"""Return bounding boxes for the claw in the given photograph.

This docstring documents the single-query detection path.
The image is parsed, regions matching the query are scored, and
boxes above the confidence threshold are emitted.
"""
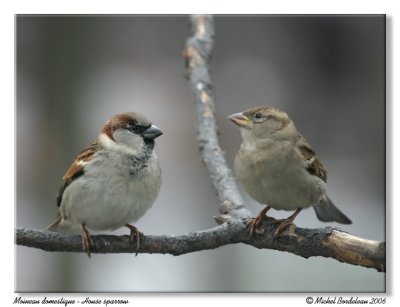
[246,217,265,236]
[246,218,259,236]
[81,224,93,258]
[125,224,143,256]
[246,206,271,237]
[272,208,302,243]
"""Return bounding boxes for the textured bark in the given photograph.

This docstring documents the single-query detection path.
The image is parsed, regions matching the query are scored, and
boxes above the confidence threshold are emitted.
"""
[16,224,385,272]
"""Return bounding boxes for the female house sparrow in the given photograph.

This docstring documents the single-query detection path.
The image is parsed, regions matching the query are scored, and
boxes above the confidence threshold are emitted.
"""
[47,112,162,257]
[228,106,351,238]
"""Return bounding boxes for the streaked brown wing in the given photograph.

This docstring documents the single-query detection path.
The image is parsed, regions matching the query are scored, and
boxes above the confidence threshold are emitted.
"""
[56,140,100,207]
[298,143,327,183]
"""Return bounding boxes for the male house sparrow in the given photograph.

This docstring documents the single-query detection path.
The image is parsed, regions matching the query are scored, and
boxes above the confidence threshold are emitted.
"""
[228,106,351,238]
[47,112,162,257]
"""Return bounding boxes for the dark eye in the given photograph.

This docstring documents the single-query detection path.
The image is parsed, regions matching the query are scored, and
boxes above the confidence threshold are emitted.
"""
[254,112,263,120]
[127,123,140,133]
[126,123,150,135]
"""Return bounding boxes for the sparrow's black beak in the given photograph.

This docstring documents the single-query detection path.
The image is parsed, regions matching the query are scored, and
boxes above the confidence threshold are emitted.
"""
[143,124,163,140]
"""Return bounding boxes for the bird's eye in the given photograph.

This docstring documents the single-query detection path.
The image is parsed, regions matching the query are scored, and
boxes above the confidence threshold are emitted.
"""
[126,123,150,135]
[126,123,143,134]
[254,112,263,120]
[127,124,138,132]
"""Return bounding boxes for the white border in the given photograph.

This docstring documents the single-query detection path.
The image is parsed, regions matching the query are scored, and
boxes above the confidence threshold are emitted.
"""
[4,0,398,306]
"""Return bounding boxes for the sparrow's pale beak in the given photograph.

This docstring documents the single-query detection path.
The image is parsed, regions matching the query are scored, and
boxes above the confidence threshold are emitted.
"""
[143,124,163,139]
[228,112,250,127]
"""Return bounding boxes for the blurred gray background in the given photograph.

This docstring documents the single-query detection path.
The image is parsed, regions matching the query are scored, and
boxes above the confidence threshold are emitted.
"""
[16,15,385,292]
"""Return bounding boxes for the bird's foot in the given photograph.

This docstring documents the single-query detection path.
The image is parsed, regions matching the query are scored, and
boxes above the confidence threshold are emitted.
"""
[81,224,94,258]
[272,219,294,243]
[125,224,143,256]
[272,208,302,243]
[246,206,272,237]
[246,216,265,236]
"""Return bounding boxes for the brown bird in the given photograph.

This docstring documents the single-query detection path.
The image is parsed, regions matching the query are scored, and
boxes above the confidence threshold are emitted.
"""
[47,112,163,257]
[228,106,351,239]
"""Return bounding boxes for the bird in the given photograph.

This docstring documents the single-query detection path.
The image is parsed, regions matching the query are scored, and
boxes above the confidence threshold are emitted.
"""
[47,112,163,257]
[228,106,351,239]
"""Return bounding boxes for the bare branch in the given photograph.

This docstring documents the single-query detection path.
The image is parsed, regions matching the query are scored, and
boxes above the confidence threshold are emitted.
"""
[16,224,385,272]
[15,15,385,273]
[184,15,251,222]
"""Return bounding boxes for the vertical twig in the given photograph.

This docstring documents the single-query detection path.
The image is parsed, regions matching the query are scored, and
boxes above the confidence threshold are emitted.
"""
[184,15,251,223]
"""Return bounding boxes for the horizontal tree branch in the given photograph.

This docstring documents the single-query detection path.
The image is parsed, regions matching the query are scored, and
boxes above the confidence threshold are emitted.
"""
[16,222,385,272]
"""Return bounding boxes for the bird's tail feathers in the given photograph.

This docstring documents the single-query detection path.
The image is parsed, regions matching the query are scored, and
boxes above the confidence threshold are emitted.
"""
[47,213,85,235]
[46,213,62,232]
[313,195,352,224]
